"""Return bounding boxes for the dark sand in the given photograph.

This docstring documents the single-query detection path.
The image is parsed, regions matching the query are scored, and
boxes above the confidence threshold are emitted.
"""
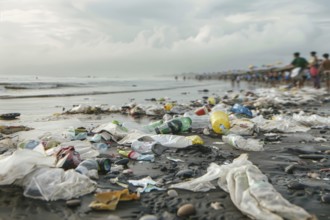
[0,86,330,220]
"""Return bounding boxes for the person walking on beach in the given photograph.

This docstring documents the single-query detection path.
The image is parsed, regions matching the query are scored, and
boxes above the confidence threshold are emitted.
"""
[289,52,309,88]
[318,53,330,91]
[309,51,321,89]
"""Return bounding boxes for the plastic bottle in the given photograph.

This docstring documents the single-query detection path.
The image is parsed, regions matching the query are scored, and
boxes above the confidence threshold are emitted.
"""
[19,140,40,150]
[97,158,111,174]
[75,159,99,175]
[143,119,164,132]
[210,111,230,134]
[230,103,253,118]
[183,112,210,129]
[155,117,192,134]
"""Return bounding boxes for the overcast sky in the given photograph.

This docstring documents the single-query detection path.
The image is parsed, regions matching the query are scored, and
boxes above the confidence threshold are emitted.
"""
[1,0,329,77]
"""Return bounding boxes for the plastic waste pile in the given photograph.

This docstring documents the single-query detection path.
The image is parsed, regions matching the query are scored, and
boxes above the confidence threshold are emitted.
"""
[0,85,328,218]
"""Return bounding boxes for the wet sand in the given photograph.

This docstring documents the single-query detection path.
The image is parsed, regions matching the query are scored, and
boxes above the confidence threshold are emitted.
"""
[0,83,329,220]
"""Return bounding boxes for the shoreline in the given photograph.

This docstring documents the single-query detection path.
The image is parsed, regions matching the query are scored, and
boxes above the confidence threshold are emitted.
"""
[0,83,329,220]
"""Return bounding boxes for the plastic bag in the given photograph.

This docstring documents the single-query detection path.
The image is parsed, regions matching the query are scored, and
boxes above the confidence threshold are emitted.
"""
[170,163,221,192]
[293,111,330,127]
[222,134,264,151]
[0,149,55,185]
[251,115,310,133]
[56,140,99,160]
[217,154,311,220]
[23,167,96,201]
[230,103,253,118]
[229,118,256,135]
[92,122,129,142]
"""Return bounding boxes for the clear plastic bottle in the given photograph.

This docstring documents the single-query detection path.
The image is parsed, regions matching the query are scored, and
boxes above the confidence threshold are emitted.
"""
[143,119,164,133]
[183,112,210,129]
[75,159,99,175]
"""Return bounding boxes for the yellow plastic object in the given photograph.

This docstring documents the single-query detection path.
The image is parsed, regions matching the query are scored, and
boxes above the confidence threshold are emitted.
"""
[208,97,216,106]
[210,111,230,134]
[186,135,204,145]
[164,103,173,111]
[117,150,130,158]
[89,189,139,211]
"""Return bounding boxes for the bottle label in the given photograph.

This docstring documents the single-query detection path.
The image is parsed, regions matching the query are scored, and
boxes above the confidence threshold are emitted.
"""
[220,124,229,135]
[168,120,182,133]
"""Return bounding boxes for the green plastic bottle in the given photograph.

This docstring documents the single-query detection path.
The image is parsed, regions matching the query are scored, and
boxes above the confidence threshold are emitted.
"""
[155,117,192,134]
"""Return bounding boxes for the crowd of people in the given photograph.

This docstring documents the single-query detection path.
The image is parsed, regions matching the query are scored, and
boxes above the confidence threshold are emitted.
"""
[288,51,330,89]
[191,51,330,91]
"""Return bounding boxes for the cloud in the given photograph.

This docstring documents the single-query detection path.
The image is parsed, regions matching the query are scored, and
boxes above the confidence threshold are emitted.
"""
[0,0,329,76]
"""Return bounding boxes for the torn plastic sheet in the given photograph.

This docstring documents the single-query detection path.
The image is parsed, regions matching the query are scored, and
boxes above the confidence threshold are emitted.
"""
[128,176,165,193]
[0,149,55,185]
[253,87,326,106]
[23,167,97,201]
[293,112,330,127]
[92,122,129,142]
[251,115,310,133]
[222,134,264,151]
[171,154,312,220]
[170,163,221,192]
[229,118,256,136]
[118,133,202,149]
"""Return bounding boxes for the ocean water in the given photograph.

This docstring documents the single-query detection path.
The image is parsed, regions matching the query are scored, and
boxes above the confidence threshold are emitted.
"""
[0,74,249,116]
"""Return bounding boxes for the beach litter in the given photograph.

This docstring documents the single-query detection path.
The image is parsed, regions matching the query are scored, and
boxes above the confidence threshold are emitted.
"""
[0,86,329,219]
[89,188,139,211]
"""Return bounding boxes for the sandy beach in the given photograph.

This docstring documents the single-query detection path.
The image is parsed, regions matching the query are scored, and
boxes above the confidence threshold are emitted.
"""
[0,80,330,220]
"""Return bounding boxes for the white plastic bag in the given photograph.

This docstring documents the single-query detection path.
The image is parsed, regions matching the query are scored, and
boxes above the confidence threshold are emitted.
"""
[229,118,256,135]
[222,134,264,151]
[217,154,311,220]
[293,111,330,127]
[0,149,55,185]
[23,167,96,201]
[251,115,310,133]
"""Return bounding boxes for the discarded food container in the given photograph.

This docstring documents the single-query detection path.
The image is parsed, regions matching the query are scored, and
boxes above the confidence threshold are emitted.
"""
[210,111,230,134]
[194,105,211,116]
[155,117,192,134]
